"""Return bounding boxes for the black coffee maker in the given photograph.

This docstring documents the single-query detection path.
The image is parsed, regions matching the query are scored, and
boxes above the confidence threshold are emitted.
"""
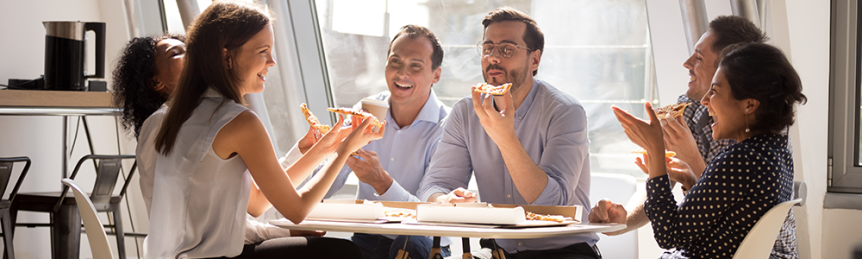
[43,21,105,91]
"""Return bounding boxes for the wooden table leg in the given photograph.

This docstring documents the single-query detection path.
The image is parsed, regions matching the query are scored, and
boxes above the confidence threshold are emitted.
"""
[462,237,472,259]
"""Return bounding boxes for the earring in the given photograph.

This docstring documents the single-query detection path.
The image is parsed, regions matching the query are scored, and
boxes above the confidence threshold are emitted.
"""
[744,108,750,133]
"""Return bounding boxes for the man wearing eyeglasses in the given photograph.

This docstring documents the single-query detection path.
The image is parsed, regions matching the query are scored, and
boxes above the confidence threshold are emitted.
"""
[419,7,599,259]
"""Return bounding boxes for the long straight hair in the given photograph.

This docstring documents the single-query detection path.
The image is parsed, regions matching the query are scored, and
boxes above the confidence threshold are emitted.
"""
[155,1,270,155]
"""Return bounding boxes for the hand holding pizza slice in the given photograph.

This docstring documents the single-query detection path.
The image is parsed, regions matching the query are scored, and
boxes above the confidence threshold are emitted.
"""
[300,103,331,134]
[654,102,690,120]
[327,107,385,129]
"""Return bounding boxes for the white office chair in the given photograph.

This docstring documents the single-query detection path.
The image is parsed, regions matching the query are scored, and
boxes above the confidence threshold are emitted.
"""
[732,198,802,259]
[61,179,114,259]
[589,173,638,259]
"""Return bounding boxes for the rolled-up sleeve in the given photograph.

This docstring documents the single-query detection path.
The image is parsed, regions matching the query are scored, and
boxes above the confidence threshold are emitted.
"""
[532,105,590,206]
[377,180,420,202]
[418,100,473,202]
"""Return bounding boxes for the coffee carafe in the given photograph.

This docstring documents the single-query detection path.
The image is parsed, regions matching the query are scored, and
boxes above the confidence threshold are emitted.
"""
[43,21,105,91]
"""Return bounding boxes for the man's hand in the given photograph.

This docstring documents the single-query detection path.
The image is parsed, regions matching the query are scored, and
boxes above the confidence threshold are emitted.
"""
[472,88,516,145]
[345,149,393,195]
[434,188,477,204]
[588,199,627,224]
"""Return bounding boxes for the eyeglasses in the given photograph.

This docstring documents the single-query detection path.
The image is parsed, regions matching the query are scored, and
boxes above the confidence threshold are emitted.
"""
[477,42,532,58]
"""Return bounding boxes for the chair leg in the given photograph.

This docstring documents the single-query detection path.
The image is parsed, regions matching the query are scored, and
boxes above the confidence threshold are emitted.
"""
[1,211,15,259]
[55,204,81,259]
[111,205,126,259]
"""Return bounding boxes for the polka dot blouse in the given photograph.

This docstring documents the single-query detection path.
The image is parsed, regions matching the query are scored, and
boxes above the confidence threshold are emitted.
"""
[644,133,795,259]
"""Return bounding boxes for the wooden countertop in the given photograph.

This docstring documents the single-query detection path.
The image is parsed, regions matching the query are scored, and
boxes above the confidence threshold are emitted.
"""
[0,89,114,108]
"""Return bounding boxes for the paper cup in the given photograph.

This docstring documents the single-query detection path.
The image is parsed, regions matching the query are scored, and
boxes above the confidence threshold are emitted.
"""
[361,98,389,131]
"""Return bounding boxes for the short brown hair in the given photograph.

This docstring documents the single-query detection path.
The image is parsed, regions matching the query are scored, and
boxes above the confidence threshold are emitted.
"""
[482,7,544,76]
[388,25,444,70]
[708,15,768,63]
[718,43,807,133]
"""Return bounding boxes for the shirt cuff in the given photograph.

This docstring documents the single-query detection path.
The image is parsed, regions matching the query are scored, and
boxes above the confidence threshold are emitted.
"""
[419,185,452,203]
[531,174,563,206]
[280,143,302,169]
[376,180,420,202]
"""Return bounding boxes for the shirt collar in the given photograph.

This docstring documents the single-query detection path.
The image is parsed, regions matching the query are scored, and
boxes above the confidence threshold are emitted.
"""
[386,89,445,128]
[514,79,540,118]
[203,87,222,98]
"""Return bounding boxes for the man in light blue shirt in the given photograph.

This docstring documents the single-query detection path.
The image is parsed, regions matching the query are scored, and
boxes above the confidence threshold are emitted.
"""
[418,7,599,258]
[323,25,451,259]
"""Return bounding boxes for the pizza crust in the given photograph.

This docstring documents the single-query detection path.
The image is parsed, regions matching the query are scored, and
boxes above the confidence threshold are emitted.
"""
[300,103,331,134]
[473,83,513,96]
[654,102,690,120]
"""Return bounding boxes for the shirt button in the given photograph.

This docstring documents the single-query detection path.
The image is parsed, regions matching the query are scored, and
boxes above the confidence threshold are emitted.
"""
[518,242,523,246]
[518,116,523,120]
[391,157,395,161]
[507,194,511,198]
[397,130,401,134]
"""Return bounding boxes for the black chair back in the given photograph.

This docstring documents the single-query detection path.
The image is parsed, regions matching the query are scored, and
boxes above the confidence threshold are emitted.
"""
[54,155,136,212]
[0,157,31,203]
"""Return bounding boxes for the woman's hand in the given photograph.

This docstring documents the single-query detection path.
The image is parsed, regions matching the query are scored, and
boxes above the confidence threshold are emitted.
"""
[336,116,386,156]
[667,157,697,191]
[613,103,667,179]
[308,115,352,156]
[612,103,665,153]
[297,125,321,154]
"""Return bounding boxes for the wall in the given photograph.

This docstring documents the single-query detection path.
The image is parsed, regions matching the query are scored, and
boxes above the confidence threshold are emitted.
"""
[784,0,862,258]
[0,0,140,258]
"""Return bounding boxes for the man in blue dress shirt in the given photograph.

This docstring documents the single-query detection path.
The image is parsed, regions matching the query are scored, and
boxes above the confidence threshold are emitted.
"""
[417,7,600,259]
[322,25,451,259]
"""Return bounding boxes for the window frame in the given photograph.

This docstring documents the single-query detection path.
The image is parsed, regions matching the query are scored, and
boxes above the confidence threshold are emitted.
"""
[828,0,862,194]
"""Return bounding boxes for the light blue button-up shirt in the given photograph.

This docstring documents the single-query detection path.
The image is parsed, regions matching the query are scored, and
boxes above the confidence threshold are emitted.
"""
[325,90,450,202]
[418,79,597,253]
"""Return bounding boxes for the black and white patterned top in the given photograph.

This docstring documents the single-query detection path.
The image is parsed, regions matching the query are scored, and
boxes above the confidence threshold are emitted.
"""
[678,95,798,258]
[644,133,795,259]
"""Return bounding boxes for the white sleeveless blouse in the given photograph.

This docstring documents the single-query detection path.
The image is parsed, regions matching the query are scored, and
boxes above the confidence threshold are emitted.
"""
[145,89,252,259]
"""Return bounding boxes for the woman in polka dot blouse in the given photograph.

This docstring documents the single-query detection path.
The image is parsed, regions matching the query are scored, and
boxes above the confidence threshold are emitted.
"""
[612,42,807,259]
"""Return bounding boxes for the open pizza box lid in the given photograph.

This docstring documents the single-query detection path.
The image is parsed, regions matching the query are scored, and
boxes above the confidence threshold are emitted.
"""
[305,199,385,221]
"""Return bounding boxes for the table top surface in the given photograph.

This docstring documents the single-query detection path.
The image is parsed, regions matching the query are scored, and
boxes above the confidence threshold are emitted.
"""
[270,219,624,239]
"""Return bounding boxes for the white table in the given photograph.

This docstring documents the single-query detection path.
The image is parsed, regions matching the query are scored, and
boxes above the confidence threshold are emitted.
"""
[271,219,624,258]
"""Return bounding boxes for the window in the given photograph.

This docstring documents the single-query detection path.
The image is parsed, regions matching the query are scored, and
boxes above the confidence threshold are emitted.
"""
[829,0,862,193]
[315,0,656,177]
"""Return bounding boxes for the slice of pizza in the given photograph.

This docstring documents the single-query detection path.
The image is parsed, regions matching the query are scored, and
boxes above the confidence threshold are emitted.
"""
[473,82,513,96]
[327,107,385,128]
[384,208,417,219]
[300,103,331,134]
[631,149,677,158]
[525,211,566,223]
[654,102,691,120]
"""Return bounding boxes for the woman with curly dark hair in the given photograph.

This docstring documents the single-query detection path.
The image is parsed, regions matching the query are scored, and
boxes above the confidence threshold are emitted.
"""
[112,34,185,138]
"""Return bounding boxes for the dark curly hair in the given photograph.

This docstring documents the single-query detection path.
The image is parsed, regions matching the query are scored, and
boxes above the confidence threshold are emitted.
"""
[112,34,185,138]
[718,43,807,134]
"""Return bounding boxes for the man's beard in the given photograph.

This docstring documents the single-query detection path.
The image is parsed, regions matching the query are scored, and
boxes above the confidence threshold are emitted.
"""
[483,58,531,94]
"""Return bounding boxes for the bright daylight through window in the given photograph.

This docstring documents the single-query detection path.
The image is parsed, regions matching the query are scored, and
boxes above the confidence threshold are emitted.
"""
[316,0,656,177]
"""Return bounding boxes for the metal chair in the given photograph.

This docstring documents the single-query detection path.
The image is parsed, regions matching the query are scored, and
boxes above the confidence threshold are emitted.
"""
[12,155,135,259]
[61,179,113,259]
[0,157,31,259]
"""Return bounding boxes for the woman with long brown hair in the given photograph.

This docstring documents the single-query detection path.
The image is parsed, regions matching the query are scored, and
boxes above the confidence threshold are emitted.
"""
[146,1,379,258]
